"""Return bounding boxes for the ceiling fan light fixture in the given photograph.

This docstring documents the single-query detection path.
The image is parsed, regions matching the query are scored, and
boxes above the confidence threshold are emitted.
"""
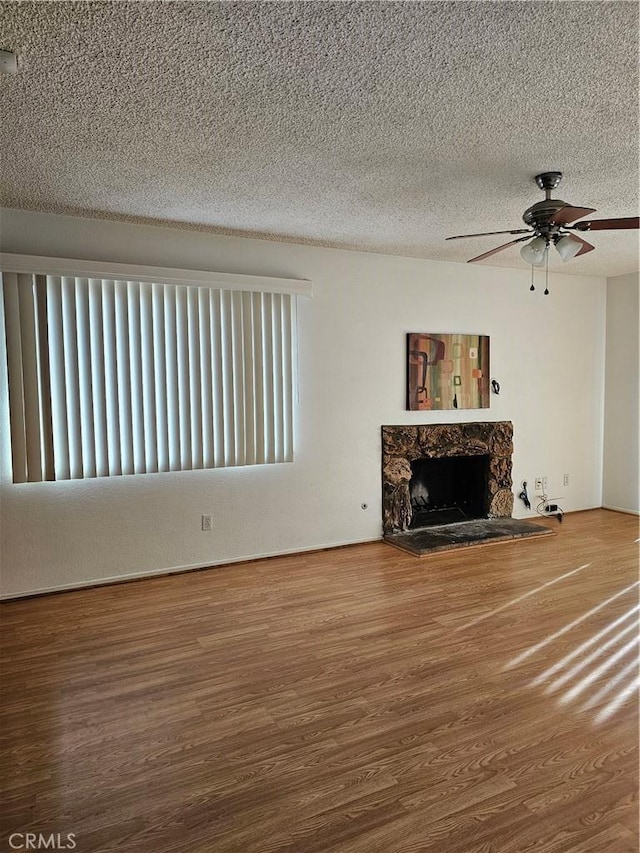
[520,236,547,266]
[555,234,583,261]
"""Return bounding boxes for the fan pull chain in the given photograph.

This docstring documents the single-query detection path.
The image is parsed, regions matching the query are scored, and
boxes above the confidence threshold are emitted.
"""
[530,264,535,291]
[544,245,550,295]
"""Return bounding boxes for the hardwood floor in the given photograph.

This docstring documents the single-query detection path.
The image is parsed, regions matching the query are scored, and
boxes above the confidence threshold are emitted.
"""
[1,509,638,853]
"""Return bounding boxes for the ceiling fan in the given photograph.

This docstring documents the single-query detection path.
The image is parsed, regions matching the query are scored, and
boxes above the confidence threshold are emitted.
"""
[446,172,639,265]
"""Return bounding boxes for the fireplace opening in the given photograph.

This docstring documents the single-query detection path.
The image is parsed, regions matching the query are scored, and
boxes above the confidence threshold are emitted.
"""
[409,455,490,529]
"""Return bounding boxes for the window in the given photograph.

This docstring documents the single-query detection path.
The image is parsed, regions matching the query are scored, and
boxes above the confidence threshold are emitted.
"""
[1,255,311,483]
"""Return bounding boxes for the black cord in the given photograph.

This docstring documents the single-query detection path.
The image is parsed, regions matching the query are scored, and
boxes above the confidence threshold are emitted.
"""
[535,494,564,522]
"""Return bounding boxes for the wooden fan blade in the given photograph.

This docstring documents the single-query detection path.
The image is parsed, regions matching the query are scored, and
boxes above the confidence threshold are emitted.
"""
[550,205,596,225]
[573,217,640,231]
[467,236,532,263]
[446,228,531,240]
[566,234,595,256]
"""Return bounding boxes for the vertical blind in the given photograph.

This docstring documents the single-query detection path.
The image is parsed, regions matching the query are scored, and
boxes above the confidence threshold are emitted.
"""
[2,272,296,482]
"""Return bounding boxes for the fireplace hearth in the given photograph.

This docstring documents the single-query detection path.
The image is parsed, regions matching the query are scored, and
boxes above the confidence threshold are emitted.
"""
[381,422,514,535]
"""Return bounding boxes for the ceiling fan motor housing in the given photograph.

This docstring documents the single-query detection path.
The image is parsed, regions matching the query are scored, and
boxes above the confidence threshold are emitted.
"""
[522,200,566,232]
[523,172,566,234]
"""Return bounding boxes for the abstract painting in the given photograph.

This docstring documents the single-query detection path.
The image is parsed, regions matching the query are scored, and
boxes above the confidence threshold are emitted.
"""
[406,333,490,411]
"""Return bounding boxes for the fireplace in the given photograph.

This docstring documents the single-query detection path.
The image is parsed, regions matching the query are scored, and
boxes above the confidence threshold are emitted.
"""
[382,422,514,534]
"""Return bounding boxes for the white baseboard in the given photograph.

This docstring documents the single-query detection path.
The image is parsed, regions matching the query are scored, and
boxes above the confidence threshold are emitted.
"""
[602,504,640,516]
[0,534,382,600]
[4,505,636,600]
[512,504,601,521]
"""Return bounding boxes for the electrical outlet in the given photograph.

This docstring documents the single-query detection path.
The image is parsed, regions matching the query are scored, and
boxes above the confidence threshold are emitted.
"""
[201,514,212,531]
[535,477,543,491]
[563,473,570,487]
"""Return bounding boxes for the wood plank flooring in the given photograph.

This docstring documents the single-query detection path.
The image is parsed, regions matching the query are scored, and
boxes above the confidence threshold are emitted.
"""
[1,509,638,853]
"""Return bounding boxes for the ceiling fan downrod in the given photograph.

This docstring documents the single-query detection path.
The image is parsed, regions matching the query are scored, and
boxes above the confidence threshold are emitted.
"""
[535,171,563,200]
[522,173,571,232]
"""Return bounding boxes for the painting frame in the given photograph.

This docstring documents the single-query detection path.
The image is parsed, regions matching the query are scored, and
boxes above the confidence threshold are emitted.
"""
[406,332,490,411]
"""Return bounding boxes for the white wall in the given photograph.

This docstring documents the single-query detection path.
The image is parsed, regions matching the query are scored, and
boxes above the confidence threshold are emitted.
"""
[602,272,639,514]
[0,209,607,597]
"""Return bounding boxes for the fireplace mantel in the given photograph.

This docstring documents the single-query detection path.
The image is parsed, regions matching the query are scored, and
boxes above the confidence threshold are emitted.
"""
[381,422,514,534]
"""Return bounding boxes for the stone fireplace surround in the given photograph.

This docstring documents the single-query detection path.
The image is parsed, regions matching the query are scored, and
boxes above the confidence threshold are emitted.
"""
[382,421,514,535]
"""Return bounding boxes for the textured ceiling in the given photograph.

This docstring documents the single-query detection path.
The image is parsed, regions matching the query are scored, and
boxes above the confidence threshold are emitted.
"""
[1,1,638,276]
